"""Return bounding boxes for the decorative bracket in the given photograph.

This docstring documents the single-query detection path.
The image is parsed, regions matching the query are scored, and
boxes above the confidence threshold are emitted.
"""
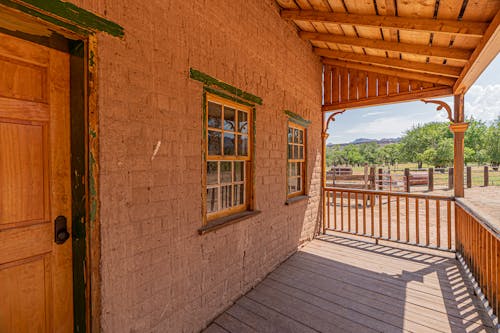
[323,109,346,138]
[421,99,455,122]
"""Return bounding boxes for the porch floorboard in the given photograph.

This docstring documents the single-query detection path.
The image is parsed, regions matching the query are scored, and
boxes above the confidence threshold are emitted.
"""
[203,235,495,333]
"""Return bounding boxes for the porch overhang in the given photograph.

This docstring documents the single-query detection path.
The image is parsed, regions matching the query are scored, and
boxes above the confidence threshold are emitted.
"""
[277,0,500,111]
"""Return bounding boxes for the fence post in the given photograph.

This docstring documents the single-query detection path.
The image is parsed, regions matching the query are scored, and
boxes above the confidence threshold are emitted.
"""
[363,164,369,189]
[404,168,410,193]
[369,167,376,190]
[448,167,454,190]
[428,168,434,192]
[378,168,383,191]
[484,166,489,186]
[466,166,472,188]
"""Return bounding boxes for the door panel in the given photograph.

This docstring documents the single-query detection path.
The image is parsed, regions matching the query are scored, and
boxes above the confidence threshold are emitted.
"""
[0,32,72,332]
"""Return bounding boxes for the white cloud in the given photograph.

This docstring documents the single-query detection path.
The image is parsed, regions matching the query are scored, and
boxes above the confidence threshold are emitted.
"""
[464,84,500,122]
[361,111,386,118]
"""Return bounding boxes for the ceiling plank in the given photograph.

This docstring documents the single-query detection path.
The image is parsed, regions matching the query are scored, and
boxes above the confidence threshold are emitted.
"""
[322,87,454,111]
[322,59,457,86]
[281,9,488,37]
[454,10,500,93]
[300,32,473,61]
[315,48,463,77]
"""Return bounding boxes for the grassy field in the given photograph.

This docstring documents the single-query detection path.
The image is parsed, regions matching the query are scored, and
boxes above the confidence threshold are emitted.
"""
[336,163,500,188]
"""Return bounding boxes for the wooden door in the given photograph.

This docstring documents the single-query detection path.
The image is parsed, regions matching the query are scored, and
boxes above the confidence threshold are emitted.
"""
[0,32,73,332]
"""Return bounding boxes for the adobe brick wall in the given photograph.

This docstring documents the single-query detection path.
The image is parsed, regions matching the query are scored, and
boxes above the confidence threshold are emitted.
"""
[72,0,322,331]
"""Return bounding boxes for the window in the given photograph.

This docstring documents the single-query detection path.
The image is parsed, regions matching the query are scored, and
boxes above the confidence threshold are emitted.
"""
[287,123,305,197]
[205,94,252,220]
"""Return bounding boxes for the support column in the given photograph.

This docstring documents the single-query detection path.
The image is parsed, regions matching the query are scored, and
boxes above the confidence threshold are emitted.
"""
[450,93,468,197]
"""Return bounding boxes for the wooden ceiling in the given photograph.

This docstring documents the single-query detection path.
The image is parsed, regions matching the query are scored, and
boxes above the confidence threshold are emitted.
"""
[276,0,500,110]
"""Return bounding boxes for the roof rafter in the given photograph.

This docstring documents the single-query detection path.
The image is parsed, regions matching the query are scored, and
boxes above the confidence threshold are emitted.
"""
[282,9,488,37]
[300,32,472,61]
[323,59,457,86]
[315,48,463,78]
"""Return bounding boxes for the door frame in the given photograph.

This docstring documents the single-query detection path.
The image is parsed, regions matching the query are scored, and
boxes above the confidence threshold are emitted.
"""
[0,2,123,332]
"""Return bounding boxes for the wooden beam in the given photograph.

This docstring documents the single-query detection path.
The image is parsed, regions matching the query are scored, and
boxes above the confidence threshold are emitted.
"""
[322,59,456,86]
[454,10,500,93]
[322,86,453,111]
[300,32,472,61]
[281,9,488,37]
[315,48,463,78]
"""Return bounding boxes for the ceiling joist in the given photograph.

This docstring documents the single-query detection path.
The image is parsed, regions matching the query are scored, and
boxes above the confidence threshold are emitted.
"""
[323,59,457,86]
[282,10,488,37]
[315,48,463,78]
[300,32,472,61]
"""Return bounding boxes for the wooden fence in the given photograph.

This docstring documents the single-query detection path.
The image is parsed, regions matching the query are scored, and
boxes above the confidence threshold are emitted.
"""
[323,187,455,250]
[456,202,500,318]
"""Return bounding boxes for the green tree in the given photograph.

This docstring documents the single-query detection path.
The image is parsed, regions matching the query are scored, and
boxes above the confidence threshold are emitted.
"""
[485,117,500,165]
[377,143,401,166]
[464,117,488,162]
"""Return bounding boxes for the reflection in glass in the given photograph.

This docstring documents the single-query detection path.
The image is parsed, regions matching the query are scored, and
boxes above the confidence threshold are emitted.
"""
[288,177,297,194]
[294,145,298,160]
[208,131,221,155]
[221,185,232,209]
[288,145,293,159]
[207,162,218,185]
[208,102,222,128]
[234,184,244,206]
[296,177,301,192]
[234,161,244,181]
[294,128,299,143]
[224,133,235,155]
[298,130,304,144]
[238,111,248,133]
[299,146,304,159]
[289,162,296,177]
[238,135,248,156]
[221,161,232,183]
[224,107,236,131]
[288,127,293,143]
[207,187,218,213]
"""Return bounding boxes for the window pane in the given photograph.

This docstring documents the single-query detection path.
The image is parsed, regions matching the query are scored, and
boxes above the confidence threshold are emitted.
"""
[208,130,221,155]
[299,146,304,159]
[238,111,248,134]
[288,177,297,194]
[208,102,222,129]
[207,161,218,185]
[298,130,304,144]
[238,135,248,156]
[297,162,301,176]
[224,107,236,131]
[234,184,244,206]
[221,161,232,183]
[296,177,302,192]
[294,145,298,159]
[288,127,293,143]
[288,144,292,159]
[289,162,296,177]
[221,185,232,209]
[234,161,244,181]
[207,187,218,213]
[224,133,235,155]
[294,128,299,143]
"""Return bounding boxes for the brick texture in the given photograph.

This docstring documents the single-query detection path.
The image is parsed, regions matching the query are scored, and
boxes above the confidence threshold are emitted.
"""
[71,0,322,331]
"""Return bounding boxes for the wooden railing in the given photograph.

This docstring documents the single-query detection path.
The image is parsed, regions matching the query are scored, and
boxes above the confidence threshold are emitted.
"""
[323,187,455,250]
[456,202,500,317]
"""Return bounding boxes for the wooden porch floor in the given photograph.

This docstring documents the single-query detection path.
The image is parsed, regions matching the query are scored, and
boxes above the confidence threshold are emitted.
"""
[203,235,495,333]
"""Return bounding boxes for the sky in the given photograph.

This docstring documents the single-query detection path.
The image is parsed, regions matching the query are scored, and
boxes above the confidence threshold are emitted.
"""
[326,55,500,144]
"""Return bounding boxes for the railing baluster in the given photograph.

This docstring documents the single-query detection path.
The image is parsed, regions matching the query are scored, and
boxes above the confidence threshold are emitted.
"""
[355,193,359,234]
[371,194,375,237]
[388,194,391,240]
[425,199,430,246]
[396,196,400,241]
[327,190,331,229]
[362,193,366,235]
[379,194,383,238]
[348,192,351,232]
[447,201,452,250]
[341,191,344,231]
[406,197,409,243]
[415,198,420,245]
[436,200,441,248]
[333,191,337,230]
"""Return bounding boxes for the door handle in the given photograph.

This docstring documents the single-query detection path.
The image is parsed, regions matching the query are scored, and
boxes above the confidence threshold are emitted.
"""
[54,215,70,244]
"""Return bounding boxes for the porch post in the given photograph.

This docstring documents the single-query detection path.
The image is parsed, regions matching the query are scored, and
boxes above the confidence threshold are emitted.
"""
[321,130,328,234]
[449,93,468,198]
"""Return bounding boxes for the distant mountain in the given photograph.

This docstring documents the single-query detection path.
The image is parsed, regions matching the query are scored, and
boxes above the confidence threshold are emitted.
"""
[327,137,401,148]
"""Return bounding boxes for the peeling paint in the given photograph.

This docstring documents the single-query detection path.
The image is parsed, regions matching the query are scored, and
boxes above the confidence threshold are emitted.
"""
[190,68,262,105]
[0,0,124,37]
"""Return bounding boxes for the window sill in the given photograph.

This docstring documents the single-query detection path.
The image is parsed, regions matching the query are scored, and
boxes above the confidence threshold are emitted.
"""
[198,210,261,235]
[285,195,310,205]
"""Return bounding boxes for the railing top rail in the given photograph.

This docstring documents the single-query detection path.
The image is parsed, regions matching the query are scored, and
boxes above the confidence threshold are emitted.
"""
[324,186,455,201]
[455,199,500,239]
